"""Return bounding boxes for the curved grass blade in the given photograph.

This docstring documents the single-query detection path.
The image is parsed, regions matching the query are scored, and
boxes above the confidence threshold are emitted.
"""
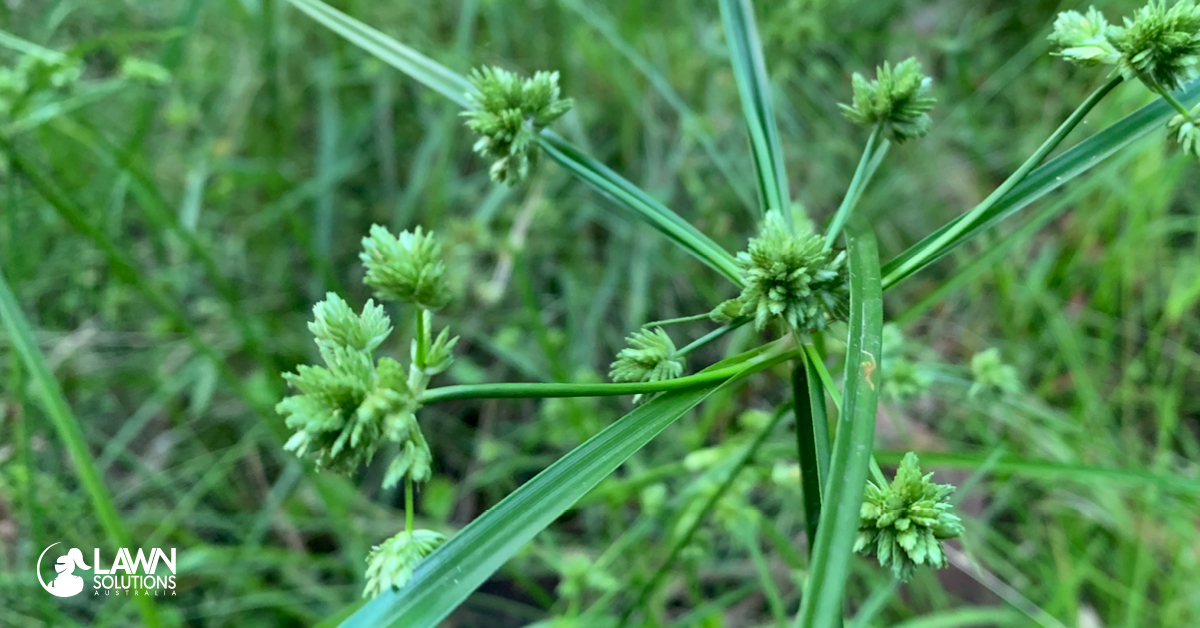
[287,0,471,106]
[285,0,742,285]
[0,269,162,627]
[344,386,719,628]
[882,78,1200,289]
[342,349,795,628]
[719,0,789,220]
[795,217,883,628]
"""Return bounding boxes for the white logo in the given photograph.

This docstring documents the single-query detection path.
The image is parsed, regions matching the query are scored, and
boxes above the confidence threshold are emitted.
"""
[37,543,89,597]
[37,543,178,598]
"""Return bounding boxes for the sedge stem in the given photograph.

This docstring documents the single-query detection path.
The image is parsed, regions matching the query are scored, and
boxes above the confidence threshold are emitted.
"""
[404,477,414,533]
[825,124,887,250]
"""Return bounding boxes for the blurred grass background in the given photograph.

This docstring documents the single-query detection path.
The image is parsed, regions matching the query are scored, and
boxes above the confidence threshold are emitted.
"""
[1,0,1198,626]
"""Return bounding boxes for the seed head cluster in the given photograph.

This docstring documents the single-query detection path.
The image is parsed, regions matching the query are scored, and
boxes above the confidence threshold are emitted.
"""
[855,453,964,581]
[463,66,573,185]
[714,210,848,333]
[839,57,936,143]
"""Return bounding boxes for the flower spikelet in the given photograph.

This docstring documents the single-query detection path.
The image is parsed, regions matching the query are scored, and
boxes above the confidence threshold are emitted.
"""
[363,529,447,597]
[1169,103,1200,157]
[855,452,964,581]
[714,210,848,333]
[610,328,684,403]
[360,224,451,311]
[1108,0,1200,90]
[1049,7,1120,66]
[463,66,573,185]
[308,292,392,352]
[839,58,936,143]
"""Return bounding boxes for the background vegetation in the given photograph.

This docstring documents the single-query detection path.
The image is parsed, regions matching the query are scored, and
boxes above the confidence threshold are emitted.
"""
[2,0,1198,626]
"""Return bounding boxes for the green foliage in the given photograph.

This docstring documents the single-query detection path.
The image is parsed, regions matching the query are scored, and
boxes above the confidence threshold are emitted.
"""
[855,453,964,581]
[839,58,936,143]
[1049,7,1121,66]
[463,66,573,185]
[364,529,448,597]
[1109,0,1200,90]
[713,209,847,332]
[360,225,452,311]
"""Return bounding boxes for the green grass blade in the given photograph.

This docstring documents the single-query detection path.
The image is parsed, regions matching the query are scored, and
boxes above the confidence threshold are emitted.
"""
[882,77,1200,289]
[0,269,161,627]
[718,0,789,220]
[286,0,472,106]
[285,0,742,285]
[795,217,883,628]
[344,346,794,627]
[537,131,742,284]
[792,351,831,553]
[343,385,722,628]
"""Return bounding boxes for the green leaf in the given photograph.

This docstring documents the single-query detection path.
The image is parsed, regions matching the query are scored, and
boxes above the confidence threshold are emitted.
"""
[795,217,883,628]
[882,77,1200,289]
[285,0,742,285]
[342,386,721,628]
[0,269,162,627]
[719,0,790,220]
[792,351,831,554]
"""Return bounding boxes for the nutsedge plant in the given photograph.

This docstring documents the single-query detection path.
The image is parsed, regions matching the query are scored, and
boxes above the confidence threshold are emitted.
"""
[278,0,1200,625]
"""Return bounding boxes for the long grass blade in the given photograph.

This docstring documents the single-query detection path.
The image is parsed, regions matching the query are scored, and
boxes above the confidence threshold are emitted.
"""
[795,217,883,628]
[287,0,471,106]
[792,350,831,553]
[718,0,789,220]
[882,78,1200,289]
[0,269,161,627]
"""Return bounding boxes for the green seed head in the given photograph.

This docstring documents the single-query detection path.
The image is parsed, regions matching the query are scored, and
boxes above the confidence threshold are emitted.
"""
[610,327,685,402]
[855,452,964,581]
[1049,7,1121,66]
[717,210,848,333]
[968,347,1021,398]
[363,529,447,597]
[360,224,452,311]
[839,57,936,143]
[308,292,392,353]
[1168,103,1200,157]
[1108,0,1200,91]
[462,66,573,185]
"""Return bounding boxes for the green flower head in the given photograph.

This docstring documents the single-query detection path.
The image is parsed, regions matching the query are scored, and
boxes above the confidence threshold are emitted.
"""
[1049,7,1120,66]
[968,347,1021,398]
[308,293,392,353]
[609,327,684,384]
[1108,0,1200,90]
[839,57,936,143]
[714,210,848,333]
[462,66,573,185]
[610,327,684,403]
[363,529,447,597]
[360,224,452,311]
[855,452,964,581]
[1168,103,1200,157]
